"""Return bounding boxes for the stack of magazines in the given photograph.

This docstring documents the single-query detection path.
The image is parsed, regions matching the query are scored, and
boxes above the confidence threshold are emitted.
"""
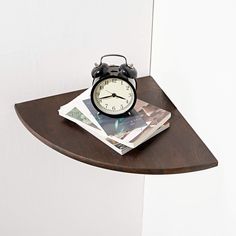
[59,88,171,155]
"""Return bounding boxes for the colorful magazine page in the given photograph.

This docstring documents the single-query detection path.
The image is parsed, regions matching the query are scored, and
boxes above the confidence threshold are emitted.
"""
[66,107,99,130]
[128,99,171,147]
[59,87,106,135]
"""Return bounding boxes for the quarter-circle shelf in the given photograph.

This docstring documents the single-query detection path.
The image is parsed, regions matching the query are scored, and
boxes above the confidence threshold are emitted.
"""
[15,76,218,174]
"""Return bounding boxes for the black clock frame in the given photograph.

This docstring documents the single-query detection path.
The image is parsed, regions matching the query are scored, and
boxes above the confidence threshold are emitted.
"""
[90,75,137,118]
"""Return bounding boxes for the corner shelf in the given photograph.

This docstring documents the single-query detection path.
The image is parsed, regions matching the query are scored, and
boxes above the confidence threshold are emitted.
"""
[15,76,218,174]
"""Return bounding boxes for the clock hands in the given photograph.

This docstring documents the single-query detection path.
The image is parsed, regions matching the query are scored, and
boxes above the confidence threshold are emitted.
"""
[99,95,113,99]
[115,95,126,100]
[105,90,113,94]
[104,90,126,100]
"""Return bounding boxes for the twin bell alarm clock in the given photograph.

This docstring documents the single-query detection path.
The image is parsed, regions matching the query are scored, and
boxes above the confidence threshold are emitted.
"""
[91,54,138,117]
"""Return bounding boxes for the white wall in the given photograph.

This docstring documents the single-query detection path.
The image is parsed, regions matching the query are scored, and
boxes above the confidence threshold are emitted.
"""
[143,0,236,235]
[0,1,153,235]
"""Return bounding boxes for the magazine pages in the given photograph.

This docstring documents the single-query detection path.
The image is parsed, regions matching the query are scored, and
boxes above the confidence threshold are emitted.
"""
[59,87,171,153]
[59,105,170,155]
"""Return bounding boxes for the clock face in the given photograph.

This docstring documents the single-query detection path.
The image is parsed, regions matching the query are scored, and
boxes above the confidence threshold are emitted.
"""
[91,77,136,116]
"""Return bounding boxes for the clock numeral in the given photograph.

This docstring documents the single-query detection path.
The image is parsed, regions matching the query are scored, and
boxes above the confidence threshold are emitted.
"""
[105,80,109,85]
[98,99,102,103]
[121,81,123,85]
[112,78,117,83]
[128,93,132,97]
[126,86,130,90]
[120,104,123,109]
[126,100,129,104]
[112,106,116,111]
[105,104,108,108]
[100,85,104,90]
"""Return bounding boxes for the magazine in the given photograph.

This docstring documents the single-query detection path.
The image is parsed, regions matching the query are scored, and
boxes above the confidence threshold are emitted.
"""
[59,106,169,155]
[83,98,148,141]
[82,97,171,148]
[59,87,171,152]
[59,88,149,146]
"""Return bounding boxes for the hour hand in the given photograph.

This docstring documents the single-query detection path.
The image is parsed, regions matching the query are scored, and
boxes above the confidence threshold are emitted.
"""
[99,95,113,99]
[116,95,126,100]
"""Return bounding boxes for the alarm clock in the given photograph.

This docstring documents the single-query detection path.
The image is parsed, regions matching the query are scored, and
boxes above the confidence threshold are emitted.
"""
[91,54,137,117]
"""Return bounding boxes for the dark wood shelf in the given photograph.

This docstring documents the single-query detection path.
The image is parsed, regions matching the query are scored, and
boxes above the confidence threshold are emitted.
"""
[15,76,218,174]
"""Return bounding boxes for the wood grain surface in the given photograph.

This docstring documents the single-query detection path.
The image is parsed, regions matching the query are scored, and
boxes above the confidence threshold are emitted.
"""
[15,76,218,174]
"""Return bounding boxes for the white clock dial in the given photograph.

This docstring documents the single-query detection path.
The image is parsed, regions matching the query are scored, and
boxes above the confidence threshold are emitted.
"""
[92,77,136,115]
